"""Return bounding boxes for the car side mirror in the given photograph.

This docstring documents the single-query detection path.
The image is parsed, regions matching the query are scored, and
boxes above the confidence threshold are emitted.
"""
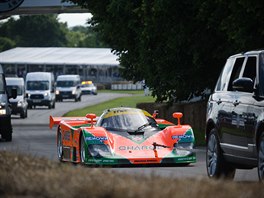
[232,77,254,93]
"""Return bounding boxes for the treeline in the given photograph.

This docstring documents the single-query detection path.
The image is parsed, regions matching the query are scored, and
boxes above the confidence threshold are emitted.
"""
[66,0,264,102]
[0,14,106,52]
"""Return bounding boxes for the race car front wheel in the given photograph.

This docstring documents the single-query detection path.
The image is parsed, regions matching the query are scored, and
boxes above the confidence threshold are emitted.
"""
[80,134,86,164]
[57,128,63,161]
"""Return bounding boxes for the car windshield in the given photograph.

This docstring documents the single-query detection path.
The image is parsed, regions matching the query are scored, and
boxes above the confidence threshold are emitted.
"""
[7,85,23,95]
[27,81,49,90]
[57,80,76,87]
[99,109,151,131]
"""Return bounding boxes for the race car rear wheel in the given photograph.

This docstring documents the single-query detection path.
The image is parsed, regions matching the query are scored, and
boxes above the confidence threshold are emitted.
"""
[57,128,63,161]
[80,134,86,164]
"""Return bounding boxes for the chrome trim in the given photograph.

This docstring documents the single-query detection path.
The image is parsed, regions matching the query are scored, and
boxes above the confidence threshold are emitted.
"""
[220,143,248,150]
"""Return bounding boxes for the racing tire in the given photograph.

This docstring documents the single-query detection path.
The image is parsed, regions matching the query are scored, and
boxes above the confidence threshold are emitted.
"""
[206,128,236,179]
[57,128,63,161]
[1,117,12,142]
[258,132,264,182]
[80,134,86,165]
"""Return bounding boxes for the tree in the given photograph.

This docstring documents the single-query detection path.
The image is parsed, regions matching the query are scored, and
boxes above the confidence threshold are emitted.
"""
[0,15,68,47]
[0,37,15,52]
[68,26,107,47]
[57,1,264,102]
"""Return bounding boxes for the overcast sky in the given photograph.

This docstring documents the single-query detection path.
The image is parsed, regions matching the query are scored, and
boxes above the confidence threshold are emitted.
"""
[58,13,92,27]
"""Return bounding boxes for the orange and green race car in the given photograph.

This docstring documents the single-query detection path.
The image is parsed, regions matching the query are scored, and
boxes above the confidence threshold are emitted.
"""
[49,107,196,166]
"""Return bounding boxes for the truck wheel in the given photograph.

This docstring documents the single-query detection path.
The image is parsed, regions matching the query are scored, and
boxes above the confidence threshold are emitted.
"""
[206,128,235,179]
[20,108,27,119]
[258,132,264,182]
[1,117,12,142]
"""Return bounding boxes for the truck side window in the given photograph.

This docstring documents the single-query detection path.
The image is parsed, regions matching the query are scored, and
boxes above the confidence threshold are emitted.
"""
[259,53,264,96]
[242,56,256,82]
[215,58,235,91]
[227,57,244,91]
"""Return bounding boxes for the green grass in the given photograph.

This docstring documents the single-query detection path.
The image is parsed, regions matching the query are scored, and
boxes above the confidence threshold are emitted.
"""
[64,94,156,116]
[98,89,146,95]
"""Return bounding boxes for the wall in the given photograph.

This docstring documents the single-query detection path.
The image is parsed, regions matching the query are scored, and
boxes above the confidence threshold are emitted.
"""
[137,100,207,132]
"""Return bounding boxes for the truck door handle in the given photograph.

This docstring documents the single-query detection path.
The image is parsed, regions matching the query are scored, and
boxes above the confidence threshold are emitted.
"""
[233,100,240,106]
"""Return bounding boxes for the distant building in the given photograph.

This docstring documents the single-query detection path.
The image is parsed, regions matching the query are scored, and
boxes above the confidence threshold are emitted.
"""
[0,47,122,84]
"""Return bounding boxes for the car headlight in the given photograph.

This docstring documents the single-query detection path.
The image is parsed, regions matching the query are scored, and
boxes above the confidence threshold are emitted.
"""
[174,142,194,150]
[56,90,60,95]
[72,89,76,94]
[87,144,111,158]
[17,100,23,107]
[0,109,6,115]
[44,92,49,97]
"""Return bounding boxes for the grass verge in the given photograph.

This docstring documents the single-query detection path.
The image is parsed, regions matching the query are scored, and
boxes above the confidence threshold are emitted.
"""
[0,151,262,198]
[64,94,156,116]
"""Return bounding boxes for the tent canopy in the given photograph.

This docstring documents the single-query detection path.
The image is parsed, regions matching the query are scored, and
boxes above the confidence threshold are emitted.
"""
[0,47,120,66]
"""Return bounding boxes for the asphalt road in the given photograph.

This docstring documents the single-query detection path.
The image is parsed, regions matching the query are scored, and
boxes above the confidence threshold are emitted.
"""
[0,93,259,182]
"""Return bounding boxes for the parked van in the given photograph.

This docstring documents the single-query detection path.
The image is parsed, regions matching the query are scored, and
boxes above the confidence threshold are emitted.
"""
[0,65,17,141]
[6,77,28,118]
[55,75,82,102]
[25,72,55,109]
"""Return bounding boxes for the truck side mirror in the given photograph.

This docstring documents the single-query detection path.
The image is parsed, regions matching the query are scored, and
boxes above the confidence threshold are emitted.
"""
[232,78,254,93]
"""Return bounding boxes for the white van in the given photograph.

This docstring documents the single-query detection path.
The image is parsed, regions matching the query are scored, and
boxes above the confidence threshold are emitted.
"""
[25,72,56,109]
[55,75,82,102]
[6,77,28,118]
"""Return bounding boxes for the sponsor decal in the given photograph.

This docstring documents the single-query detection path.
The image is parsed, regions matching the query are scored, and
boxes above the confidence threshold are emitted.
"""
[131,135,143,142]
[63,131,71,141]
[87,159,115,163]
[85,136,108,142]
[0,0,24,13]
[172,134,193,140]
[119,145,163,151]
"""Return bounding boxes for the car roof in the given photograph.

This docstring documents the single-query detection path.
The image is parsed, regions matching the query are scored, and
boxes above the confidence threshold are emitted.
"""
[229,49,264,58]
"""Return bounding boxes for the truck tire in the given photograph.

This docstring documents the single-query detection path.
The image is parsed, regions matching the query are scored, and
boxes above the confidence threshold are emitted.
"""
[1,116,12,142]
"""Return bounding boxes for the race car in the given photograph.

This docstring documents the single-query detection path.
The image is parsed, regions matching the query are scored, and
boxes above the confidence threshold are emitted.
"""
[49,107,196,166]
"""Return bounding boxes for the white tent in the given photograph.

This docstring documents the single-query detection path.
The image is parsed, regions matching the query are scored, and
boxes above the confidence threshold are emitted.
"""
[0,47,119,66]
[0,47,121,83]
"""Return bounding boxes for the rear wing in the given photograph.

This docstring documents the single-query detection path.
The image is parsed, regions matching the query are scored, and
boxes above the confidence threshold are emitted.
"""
[49,114,97,129]
[49,116,86,129]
